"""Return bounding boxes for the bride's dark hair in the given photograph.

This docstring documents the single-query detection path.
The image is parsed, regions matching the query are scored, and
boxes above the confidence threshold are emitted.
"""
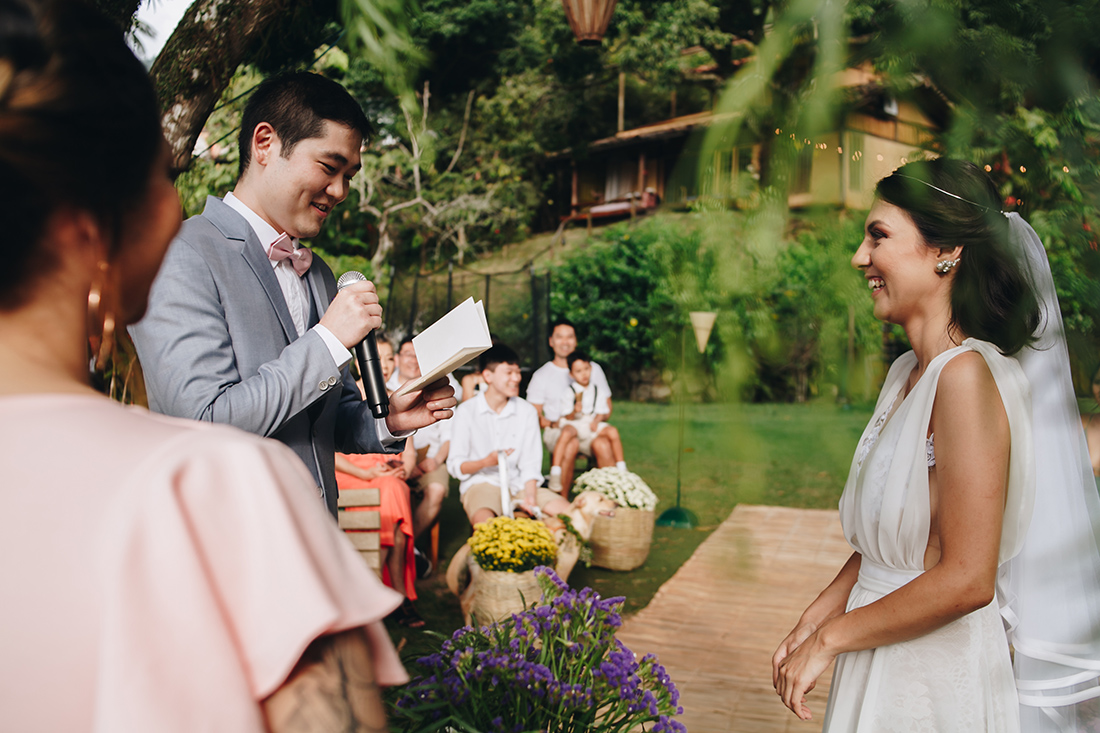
[875,159,1040,355]
[0,0,162,309]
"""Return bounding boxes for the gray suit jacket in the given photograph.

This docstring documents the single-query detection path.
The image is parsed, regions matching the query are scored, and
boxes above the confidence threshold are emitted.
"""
[130,196,393,516]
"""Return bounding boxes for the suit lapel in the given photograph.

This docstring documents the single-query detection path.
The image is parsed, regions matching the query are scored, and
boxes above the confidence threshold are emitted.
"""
[304,264,329,326]
[203,197,298,344]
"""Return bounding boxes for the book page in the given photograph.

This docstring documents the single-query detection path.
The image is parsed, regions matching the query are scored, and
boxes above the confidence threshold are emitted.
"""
[391,298,492,397]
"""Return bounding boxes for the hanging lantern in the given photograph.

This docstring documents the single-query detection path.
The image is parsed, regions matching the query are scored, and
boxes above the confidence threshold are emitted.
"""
[561,0,618,45]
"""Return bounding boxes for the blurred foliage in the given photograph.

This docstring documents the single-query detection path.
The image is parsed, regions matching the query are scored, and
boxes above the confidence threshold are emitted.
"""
[696,0,1100,391]
[548,211,883,403]
[549,223,677,397]
[167,0,1100,391]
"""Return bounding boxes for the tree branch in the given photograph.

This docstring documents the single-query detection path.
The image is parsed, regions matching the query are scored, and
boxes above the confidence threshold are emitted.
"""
[444,90,475,174]
[152,0,299,174]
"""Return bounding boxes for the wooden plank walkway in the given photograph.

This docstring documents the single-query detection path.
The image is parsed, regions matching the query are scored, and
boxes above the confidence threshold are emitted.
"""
[616,505,852,733]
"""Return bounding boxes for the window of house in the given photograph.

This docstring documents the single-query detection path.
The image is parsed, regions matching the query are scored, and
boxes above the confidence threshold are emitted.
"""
[792,145,813,194]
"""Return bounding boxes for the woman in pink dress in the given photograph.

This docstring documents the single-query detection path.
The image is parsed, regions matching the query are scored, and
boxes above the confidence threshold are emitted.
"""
[0,1,408,730]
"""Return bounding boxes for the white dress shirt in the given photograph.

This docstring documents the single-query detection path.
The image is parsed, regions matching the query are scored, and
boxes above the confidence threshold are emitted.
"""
[412,416,451,456]
[223,192,349,364]
[446,393,543,496]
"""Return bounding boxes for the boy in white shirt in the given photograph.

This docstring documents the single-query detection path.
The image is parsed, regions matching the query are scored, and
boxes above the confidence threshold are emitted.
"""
[558,351,626,471]
[447,345,572,526]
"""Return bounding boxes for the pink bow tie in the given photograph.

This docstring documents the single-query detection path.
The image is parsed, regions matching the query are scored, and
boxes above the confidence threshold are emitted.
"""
[265,234,312,276]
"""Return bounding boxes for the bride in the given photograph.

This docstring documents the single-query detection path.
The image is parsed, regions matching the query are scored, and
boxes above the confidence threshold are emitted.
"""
[772,159,1100,731]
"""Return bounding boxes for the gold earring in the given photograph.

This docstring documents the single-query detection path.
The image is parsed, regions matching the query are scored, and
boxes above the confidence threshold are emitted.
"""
[87,260,115,372]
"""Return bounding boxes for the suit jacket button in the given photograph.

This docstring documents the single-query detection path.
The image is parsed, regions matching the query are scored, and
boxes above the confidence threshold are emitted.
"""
[319,381,328,390]
[327,376,338,386]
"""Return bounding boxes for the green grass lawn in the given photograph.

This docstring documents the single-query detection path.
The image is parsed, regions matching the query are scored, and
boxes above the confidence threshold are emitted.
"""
[389,399,873,655]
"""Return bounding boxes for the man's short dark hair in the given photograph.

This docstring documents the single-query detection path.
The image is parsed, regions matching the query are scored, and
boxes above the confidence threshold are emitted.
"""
[550,318,576,336]
[398,336,415,352]
[567,350,590,370]
[480,344,519,373]
[239,71,374,177]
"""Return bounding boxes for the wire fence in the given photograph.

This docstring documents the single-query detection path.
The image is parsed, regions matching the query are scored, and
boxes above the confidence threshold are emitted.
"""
[380,261,554,372]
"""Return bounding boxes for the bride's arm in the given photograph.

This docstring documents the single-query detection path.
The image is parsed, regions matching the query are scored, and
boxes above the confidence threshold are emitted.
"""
[772,550,860,687]
[776,352,1010,720]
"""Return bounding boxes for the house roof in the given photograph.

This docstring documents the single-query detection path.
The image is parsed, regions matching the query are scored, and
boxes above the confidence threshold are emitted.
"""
[546,110,741,160]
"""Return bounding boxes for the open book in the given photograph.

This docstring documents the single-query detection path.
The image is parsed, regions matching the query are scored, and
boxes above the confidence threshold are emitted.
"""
[392,297,492,397]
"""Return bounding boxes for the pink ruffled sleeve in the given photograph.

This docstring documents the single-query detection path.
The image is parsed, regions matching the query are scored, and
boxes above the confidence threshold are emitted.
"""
[93,425,407,730]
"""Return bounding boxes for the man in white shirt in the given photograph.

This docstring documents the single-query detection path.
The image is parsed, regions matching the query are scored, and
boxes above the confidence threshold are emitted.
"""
[447,345,572,526]
[131,72,456,518]
[525,319,613,494]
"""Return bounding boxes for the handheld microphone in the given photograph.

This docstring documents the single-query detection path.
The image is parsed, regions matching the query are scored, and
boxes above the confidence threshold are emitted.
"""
[336,271,390,419]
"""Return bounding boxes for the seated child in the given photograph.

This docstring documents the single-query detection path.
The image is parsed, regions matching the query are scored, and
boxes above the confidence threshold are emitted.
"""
[447,344,572,526]
[558,351,627,472]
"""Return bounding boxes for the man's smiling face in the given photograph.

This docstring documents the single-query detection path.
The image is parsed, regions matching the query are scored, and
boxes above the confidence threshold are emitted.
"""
[253,119,362,240]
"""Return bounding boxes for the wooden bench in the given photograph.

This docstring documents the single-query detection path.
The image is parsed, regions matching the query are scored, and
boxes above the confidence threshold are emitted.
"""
[337,488,381,573]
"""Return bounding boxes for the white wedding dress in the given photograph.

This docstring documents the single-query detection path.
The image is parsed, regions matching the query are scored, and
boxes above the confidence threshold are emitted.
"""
[823,339,1035,732]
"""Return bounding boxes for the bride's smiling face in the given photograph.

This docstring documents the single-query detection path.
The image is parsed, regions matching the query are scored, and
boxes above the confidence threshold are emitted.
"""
[851,200,951,325]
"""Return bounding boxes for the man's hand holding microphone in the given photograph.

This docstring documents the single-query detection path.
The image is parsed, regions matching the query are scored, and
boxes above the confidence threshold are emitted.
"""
[325,273,455,432]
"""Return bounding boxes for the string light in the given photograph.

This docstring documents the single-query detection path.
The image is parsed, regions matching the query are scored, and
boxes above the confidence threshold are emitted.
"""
[837,147,843,154]
[1020,165,1026,173]
[1063,166,1070,173]
[984,165,992,172]
[775,128,782,135]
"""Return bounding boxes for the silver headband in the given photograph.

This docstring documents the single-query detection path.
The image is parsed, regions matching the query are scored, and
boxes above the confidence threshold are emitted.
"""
[893,174,1004,214]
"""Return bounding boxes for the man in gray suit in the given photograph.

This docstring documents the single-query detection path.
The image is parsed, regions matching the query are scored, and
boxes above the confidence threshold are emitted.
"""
[131,72,455,517]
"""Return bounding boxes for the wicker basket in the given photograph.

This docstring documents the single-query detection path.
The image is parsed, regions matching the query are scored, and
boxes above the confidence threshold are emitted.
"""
[589,507,655,571]
[469,565,542,625]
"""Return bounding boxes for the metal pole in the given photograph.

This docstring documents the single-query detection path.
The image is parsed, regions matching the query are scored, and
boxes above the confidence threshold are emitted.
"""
[676,324,685,507]
[406,270,420,335]
[384,265,397,315]
[484,274,491,330]
[530,267,541,365]
[446,261,454,311]
[656,321,698,528]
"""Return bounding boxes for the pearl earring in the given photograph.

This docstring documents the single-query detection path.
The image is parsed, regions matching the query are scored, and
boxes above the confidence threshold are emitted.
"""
[935,258,960,275]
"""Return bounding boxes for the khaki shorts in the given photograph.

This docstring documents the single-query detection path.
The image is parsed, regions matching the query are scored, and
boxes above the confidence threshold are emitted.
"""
[543,425,594,457]
[410,446,450,494]
[460,482,563,522]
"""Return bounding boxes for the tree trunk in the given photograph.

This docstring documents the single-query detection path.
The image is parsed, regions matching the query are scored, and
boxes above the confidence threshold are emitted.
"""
[151,0,299,175]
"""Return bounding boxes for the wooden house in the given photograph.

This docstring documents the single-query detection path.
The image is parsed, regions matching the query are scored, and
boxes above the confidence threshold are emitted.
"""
[546,62,948,221]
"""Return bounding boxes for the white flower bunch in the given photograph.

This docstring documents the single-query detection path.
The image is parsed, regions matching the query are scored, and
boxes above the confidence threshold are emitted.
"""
[573,467,658,511]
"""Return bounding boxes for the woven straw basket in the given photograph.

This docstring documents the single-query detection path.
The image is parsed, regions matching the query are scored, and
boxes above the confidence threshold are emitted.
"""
[470,566,542,624]
[589,507,655,571]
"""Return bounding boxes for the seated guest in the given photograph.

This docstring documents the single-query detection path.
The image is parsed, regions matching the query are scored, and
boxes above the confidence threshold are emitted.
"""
[447,345,572,526]
[336,338,422,627]
[526,319,613,494]
[404,414,451,555]
[558,350,627,472]
[0,2,404,728]
[384,338,451,570]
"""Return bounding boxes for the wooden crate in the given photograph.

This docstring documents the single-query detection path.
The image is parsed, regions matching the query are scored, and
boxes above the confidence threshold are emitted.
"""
[337,488,381,573]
